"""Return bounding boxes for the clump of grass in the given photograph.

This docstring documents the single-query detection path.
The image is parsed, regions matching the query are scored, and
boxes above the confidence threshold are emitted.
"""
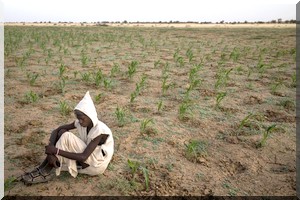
[5,176,17,192]
[278,98,295,111]
[185,140,208,163]
[270,80,283,95]
[291,72,296,88]
[256,124,276,148]
[222,181,239,196]
[115,106,126,127]
[59,100,71,116]
[25,91,39,103]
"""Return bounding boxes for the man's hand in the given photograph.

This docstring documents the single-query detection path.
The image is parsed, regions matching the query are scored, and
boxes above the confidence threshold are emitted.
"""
[45,145,58,155]
[46,154,60,168]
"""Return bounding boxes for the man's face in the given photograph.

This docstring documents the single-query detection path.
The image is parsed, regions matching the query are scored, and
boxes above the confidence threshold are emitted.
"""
[74,110,92,127]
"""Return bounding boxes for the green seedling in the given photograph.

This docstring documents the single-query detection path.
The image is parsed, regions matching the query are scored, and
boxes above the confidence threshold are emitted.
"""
[173,48,180,60]
[140,166,150,191]
[127,159,150,191]
[189,63,202,82]
[162,74,172,95]
[154,60,161,68]
[110,63,120,77]
[127,159,140,177]
[216,92,227,108]
[130,91,138,103]
[58,77,66,95]
[185,79,201,98]
[186,47,194,63]
[25,91,39,103]
[140,118,155,134]
[178,101,192,120]
[256,124,276,148]
[157,99,163,112]
[59,63,66,77]
[73,71,78,79]
[103,77,113,90]
[115,106,126,127]
[26,72,39,86]
[185,140,208,163]
[94,69,103,86]
[176,56,184,67]
[59,100,71,116]
[220,53,227,61]
[94,93,103,104]
[139,74,147,89]
[238,113,253,129]
[130,75,147,103]
[215,68,232,89]
[270,81,283,94]
[81,53,89,66]
[162,62,170,77]
[230,47,240,62]
[81,72,91,83]
[128,61,138,79]
[291,72,296,87]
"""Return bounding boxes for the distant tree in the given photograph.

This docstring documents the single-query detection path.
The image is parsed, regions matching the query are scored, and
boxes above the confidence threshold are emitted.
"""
[220,20,224,24]
[277,18,282,23]
[123,20,128,23]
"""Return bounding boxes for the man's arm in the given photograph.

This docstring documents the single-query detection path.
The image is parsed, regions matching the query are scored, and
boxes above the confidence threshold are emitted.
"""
[49,122,76,146]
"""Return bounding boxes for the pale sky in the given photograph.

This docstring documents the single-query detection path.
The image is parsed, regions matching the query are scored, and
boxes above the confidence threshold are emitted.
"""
[2,0,299,23]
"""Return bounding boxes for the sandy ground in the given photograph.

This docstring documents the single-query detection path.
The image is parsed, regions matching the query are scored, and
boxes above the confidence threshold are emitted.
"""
[4,25,296,196]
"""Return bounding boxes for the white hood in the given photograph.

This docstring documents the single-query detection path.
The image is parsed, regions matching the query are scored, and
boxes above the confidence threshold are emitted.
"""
[74,91,98,127]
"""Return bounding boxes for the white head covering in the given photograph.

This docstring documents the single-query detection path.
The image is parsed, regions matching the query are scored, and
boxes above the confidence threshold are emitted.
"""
[74,91,98,127]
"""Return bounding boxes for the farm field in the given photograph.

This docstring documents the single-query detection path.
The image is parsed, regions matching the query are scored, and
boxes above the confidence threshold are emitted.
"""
[4,25,296,196]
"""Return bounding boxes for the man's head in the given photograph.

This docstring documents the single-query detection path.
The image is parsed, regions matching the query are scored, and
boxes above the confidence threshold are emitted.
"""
[74,109,93,128]
[74,91,98,128]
